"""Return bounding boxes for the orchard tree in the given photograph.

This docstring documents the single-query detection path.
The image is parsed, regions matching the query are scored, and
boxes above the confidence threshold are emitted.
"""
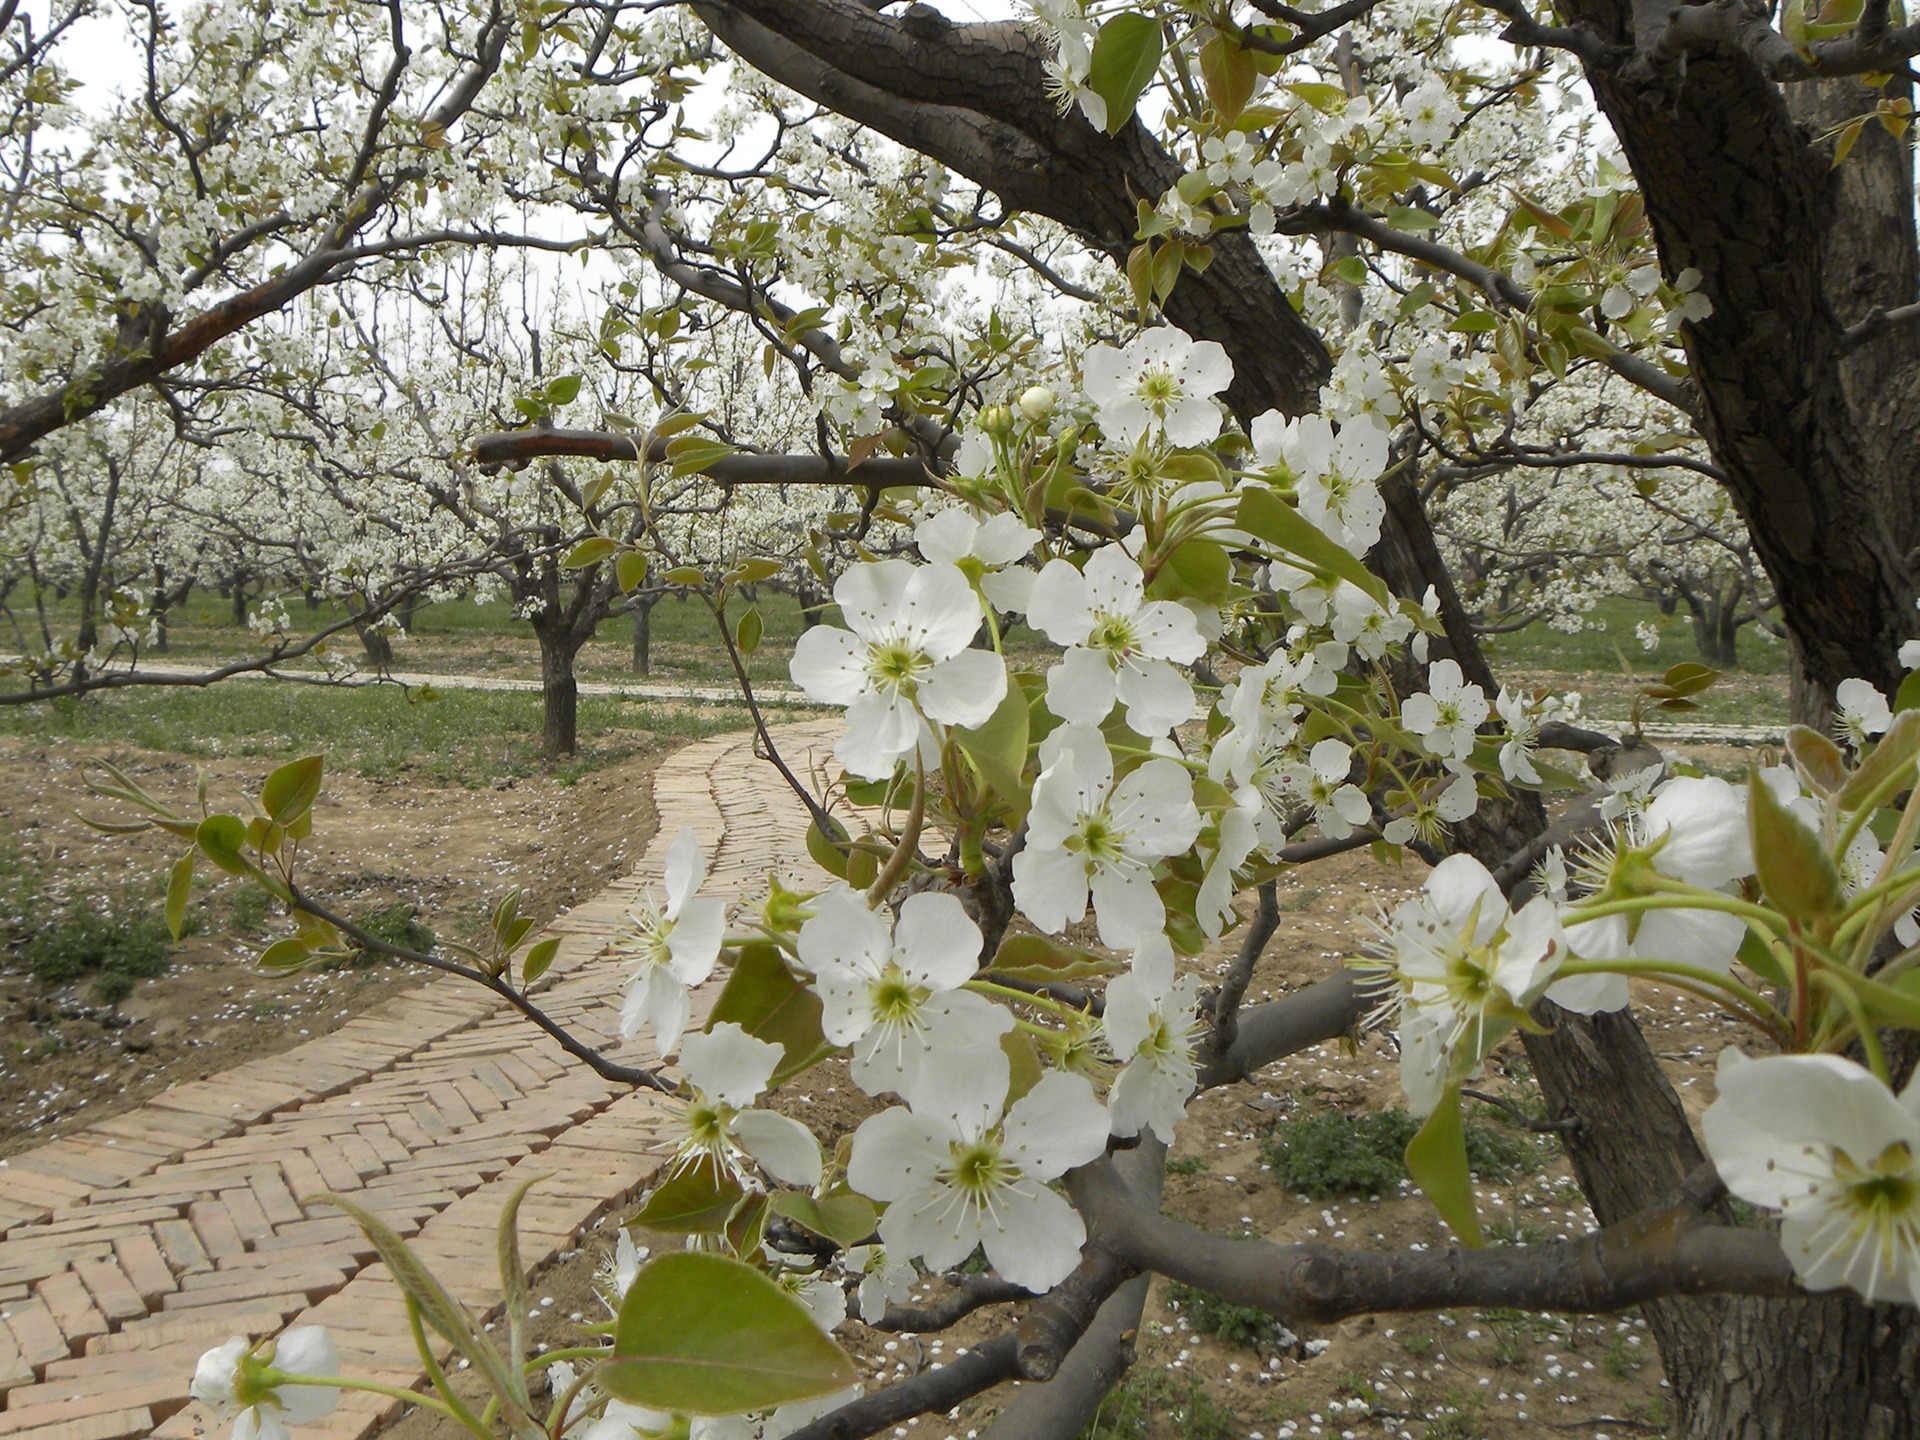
[17,0,1920,1437]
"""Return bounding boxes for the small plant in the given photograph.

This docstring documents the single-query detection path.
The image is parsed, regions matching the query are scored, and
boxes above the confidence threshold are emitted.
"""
[1401,1330,1436,1357]
[16,894,173,1002]
[229,884,274,934]
[344,903,434,963]
[1423,1390,1489,1440]
[1276,885,1323,912]
[1079,1370,1238,1440]
[1162,1281,1278,1346]
[1260,1104,1553,1199]
[1164,1155,1209,1175]
[1604,1333,1646,1378]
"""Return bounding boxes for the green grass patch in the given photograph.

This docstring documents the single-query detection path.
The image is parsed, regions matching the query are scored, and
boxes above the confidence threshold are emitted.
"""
[1259,1104,1555,1200]
[1162,1281,1281,1347]
[1479,595,1787,675]
[1078,1369,1240,1440]
[16,893,173,1003]
[2,683,740,784]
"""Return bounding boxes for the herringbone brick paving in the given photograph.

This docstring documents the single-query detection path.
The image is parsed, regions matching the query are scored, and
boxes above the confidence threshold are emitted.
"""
[0,722,838,1440]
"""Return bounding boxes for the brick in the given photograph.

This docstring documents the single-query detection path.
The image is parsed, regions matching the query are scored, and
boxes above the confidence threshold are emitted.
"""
[72,1258,145,1326]
[152,1220,210,1277]
[214,1186,273,1245]
[0,1366,191,1429]
[0,1406,151,1440]
[185,1201,245,1264]
[248,1168,305,1227]
[31,1272,105,1351]
[84,1302,286,1356]
[111,1234,176,1307]
[302,1143,362,1195]
[329,1135,385,1181]
[4,1297,74,1368]
[160,1262,350,1311]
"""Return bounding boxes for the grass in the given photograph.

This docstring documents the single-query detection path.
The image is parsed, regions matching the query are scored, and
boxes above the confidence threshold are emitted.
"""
[1078,1370,1241,1440]
[0,841,174,1002]
[1162,1280,1282,1347]
[1259,1103,1555,1200]
[0,683,742,784]
[1479,595,1787,676]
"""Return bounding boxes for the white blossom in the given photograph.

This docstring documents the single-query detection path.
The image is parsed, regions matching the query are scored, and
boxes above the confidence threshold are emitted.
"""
[614,827,727,1057]
[191,1328,340,1440]
[1027,545,1205,735]
[1082,327,1234,449]
[1102,935,1202,1142]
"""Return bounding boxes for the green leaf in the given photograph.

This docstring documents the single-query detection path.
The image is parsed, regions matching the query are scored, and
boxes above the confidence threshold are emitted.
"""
[1748,766,1845,924]
[1841,709,1920,809]
[261,756,324,826]
[707,944,833,1085]
[521,936,560,987]
[666,435,738,477]
[1198,32,1257,120]
[497,1175,544,1401]
[257,937,313,971]
[196,814,248,875]
[615,551,649,594]
[769,1191,878,1250]
[806,813,852,880]
[1404,1086,1482,1245]
[1386,204,1442,232]
[1735,926,1791,989]
[546,375,582,406]
[736,605,764,656]
[664,565,708,587]
[984,933,1119,982]
[1148,537,1233,605]
[1236,486,1391,606]
[954,685,1030,809]
[632,1156,745,1234]
[1785,725,1846,796]
[162,853,193,942]
[730,557,784,584]
[563,536,620,570]
[603,1253,858,1415]
[1088,13,1162,136]
[320,1191,531,1427]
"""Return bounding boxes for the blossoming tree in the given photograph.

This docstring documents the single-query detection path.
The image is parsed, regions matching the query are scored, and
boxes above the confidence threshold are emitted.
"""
[18,0,1920,1435]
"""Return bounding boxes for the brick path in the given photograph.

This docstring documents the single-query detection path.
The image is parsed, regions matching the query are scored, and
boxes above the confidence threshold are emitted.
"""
[0,721,839,1440]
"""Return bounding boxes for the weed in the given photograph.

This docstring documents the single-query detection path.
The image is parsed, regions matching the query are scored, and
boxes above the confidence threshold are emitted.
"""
[1401,1331,1436,1357]
[1276,886,1323,912]
[1485,1214,1553,1247]
[343,904,434,963]
[1162,1281,1278,1346]
[1604,1334,1646,1379]
[229,885,274,934]
[1078,1370,1238,1440]
[1422,1390,1489,1440]
[1164,1155,1209,1176]
[1259,1104,1554,1199]
[16,894,172,1002]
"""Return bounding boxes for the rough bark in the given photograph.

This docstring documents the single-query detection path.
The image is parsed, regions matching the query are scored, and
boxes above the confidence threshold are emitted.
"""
[532,615,581,759]
[630,595,654,676]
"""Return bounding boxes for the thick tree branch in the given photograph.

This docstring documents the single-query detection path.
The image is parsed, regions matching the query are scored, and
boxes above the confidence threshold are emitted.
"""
[468,427,939,489]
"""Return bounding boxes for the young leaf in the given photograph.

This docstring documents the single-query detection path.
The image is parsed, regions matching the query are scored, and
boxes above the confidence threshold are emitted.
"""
[196,814,248,875]
[497,1175,544,1397]
[1404,1086,1483,1246]
[261,755,324,826]
[954,685,1030,809]
[769,1191,878,1250]
[521,936,560,987]
[984,933,1120,982]
[164,853,194,941]
[615,550,649,594]
[736,605,764,656]
[632,1156,745,1234]
[1236,486,1391,606]
[1748,765,1845,923]
[1088,13,1163,136]
[602,1252,857,1415]
[707,944,833,1085]
[563,536,620,570]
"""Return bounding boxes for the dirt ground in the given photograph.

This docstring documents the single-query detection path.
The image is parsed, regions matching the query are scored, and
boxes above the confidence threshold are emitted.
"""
[0,729,1754,1439]
[0,733,659,1156]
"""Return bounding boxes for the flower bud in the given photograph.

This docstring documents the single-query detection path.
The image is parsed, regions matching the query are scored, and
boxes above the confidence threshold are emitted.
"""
[1017,385,1057,422]
[979,404,1014,437]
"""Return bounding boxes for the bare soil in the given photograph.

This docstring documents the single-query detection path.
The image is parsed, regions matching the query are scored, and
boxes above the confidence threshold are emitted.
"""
[0,733,660,1155]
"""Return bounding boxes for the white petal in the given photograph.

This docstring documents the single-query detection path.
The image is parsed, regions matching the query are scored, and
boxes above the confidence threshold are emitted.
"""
[838,690,921,780]
[900,563,985,662]
[621,967,691,1054]
[920,648,1008,728]
[1012,847,1090,935]
[895,891,984,989]
[1089,863,1167,949]
[681,1022,781,1107]
[1114,657,1195,736]
[1026,559,1094,646]
[734,1109,824,1188]
[834,560,915,641]
[663,896,725,985]
[849,1109,951,1203]
[789,627,869,704]
[984,1184,1088,1291]
[1705,1053,1920,1210]
[1046,646,1120,726]
[1002,1070,1109,1181]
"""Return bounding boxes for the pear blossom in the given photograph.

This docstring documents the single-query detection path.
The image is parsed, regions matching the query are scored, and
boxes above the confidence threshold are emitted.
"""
[614,827,727,1057]
[913,509,1042,613]
[847,1068,1108,1291]
[789,559,1007,780]
[1026,545,1206,735]
[797,885,1011,1105]
[845,1244,918,1323]
[1103,935,1203,1142]
[1331,581,1412,660]
[1494,687,1544,785]
[1837,678,1892,747]
[671,1023,822,1188]
[1082,327,1234,448]
[1247,411,1389,556]
[1401,659,1490,760]
[1703,1052,1920,1305]
[1013,727,1203,947]
[191,1327,340,1440]
[1370,855,1565,1115]
[1282,738,1373,840]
